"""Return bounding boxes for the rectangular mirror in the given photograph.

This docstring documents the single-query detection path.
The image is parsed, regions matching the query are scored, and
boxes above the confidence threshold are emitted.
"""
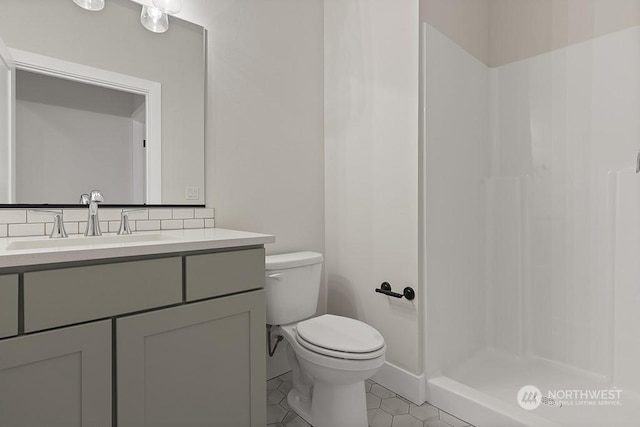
[0,0,205,206]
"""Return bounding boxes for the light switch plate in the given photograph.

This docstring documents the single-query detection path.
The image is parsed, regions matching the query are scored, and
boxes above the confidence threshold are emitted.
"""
[186,187,200,200]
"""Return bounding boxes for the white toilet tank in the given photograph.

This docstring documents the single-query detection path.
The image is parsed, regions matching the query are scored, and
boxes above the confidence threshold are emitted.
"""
[265,251,324,325]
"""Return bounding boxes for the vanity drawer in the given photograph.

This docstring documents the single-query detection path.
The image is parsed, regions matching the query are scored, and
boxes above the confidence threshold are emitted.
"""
[24,257,182,332]
[0,274,19,339]
[185,248,265,301]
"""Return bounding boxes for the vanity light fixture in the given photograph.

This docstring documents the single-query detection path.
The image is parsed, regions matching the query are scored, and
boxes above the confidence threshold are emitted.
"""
[72,0,105,11]
[140,5,169,33]
[152,0,182,14]
[140,0,182,34]
[71,0,182,34]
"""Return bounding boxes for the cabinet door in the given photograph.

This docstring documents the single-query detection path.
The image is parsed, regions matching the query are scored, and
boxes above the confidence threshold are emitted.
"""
[0,320,112,427]
[117,290,266,427]
[0,274,18,338]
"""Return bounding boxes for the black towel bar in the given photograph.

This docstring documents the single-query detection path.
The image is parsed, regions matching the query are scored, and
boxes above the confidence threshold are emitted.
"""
[375,282,415,300]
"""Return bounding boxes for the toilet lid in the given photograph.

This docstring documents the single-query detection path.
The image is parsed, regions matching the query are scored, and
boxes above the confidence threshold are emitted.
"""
[295,314,385,356]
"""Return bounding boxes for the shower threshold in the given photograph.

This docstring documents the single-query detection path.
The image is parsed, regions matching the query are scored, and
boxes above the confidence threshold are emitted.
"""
[428,349,640,427]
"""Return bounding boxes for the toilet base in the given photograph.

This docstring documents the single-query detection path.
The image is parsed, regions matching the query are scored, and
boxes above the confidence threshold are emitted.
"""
[288,380,368,427]
[287,389,313,425]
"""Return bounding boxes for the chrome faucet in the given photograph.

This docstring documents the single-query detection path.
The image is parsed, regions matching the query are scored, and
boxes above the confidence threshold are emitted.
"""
[80,190,104,236]
[29,209,68,238]
[118,209,146,235]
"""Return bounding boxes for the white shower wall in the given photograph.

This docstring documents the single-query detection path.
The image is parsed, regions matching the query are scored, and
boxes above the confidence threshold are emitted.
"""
[612,171,640,394]
[489,24,640,380]
[424,22,491,377]
[427,20,640,394]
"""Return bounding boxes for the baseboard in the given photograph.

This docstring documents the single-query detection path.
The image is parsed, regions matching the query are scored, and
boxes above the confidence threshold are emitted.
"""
[370,361,426,405]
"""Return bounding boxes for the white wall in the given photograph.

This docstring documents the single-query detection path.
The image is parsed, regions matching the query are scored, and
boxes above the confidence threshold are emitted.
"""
[419,0,490,66]
[324,0,421,385]
[420,0,640,68]
[423,23,491,377]
[176,0,325,378]
[177,0,324,254]
[489,0,640,67]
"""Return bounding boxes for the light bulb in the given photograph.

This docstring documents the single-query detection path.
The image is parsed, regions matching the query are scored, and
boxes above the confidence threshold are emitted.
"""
[152,0,182,15]
[141,5,169,33]
[72,0,105,11]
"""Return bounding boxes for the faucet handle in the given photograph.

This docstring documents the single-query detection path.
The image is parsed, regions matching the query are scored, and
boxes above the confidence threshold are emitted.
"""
[80,191,103,204]
[90,190,104,203]
[118,209,146,235]
[29,209,68,239]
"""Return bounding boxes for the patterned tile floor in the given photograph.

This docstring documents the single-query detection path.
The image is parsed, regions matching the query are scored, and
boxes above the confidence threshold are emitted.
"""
[266,372,475,427]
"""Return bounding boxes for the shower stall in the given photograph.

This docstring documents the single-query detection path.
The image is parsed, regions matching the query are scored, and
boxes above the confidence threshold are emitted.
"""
[422,2,640,426]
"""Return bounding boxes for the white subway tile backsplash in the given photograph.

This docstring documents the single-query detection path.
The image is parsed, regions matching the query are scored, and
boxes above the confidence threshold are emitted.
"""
[184,219,204,229]
[161,219,183,230]
[194,208,214,219]
[0,208,213,238]
[99,209,123,221]
[148,209,172,220]
[63,209,89,222]
[76,221,108,233]
[172,208,194,219]
[64,222,80,235]
[27,210,55,223]
[126,209,148,221]
[9,223,44,237]
[109,220,136,232]
[135,220,161,231]
[45,222,79,236]
[0,210,26,224]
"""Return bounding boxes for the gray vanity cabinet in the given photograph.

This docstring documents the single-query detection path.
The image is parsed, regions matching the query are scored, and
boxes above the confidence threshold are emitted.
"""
[23,257,182,333]
[117,290,266,427]
[185,247,265,300]
[0,244,267,427]
[0,320,112,427]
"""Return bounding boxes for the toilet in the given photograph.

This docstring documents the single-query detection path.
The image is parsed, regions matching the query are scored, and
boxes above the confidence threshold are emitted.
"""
[265,251,386,427]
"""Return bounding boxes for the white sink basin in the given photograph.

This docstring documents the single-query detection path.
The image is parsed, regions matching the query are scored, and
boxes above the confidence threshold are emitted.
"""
[7,234,177,250]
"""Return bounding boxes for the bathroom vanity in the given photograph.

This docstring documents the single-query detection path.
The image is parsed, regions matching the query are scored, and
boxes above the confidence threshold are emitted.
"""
[0,228,274,427]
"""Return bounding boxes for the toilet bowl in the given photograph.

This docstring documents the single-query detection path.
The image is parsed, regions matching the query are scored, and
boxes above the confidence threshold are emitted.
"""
[276,316,385,427]
[265,252,386,427]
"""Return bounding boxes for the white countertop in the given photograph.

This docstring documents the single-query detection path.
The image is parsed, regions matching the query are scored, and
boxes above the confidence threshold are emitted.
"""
[0,228,275,268]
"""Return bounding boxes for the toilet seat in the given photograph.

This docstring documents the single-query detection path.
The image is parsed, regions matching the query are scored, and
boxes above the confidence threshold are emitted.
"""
[295,314,385,360]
